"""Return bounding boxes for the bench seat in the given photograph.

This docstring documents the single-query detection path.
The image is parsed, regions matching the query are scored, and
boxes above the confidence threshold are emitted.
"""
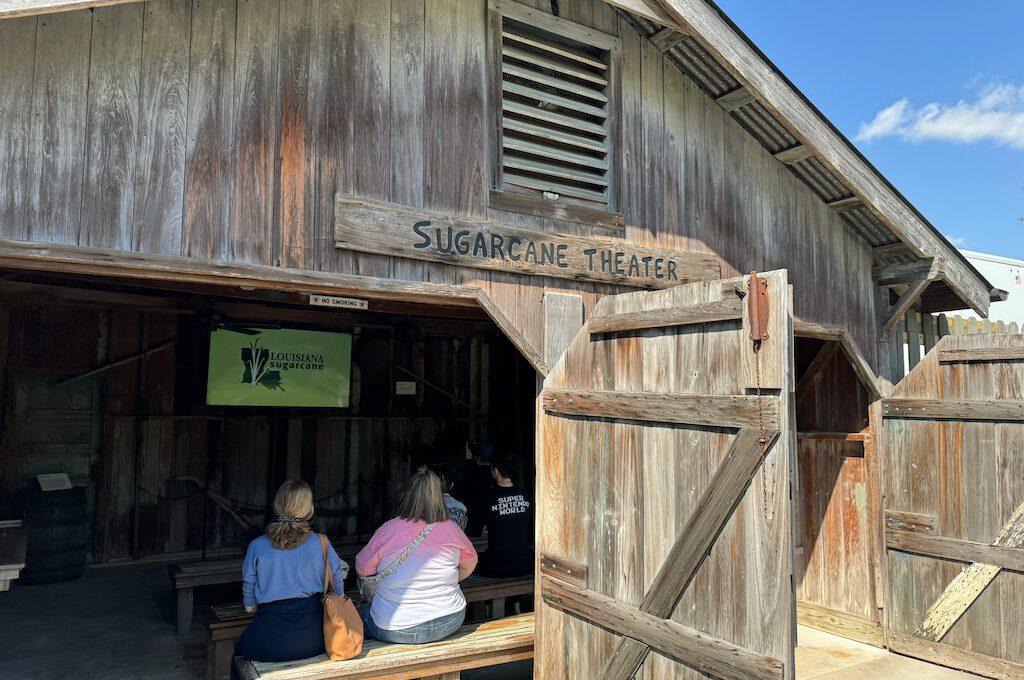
[236,613,534,680]
[207,575,534,680]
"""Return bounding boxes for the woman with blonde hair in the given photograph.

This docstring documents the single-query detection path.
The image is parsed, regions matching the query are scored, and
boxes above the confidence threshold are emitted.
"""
[356,466,477,644]
[233,481,349,679]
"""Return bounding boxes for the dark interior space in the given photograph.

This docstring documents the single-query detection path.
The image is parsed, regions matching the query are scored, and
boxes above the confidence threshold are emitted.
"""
[0,271,537,567]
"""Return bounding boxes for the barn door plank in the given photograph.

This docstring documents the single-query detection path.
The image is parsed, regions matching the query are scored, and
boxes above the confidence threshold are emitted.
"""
[915,500,1024,641]
[883,334,1024,674]
[601,428,778,678]
[537,270,794,679]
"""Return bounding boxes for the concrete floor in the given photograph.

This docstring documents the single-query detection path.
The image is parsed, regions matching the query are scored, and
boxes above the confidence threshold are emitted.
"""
[796,626,979,679]
[0,565,983,680]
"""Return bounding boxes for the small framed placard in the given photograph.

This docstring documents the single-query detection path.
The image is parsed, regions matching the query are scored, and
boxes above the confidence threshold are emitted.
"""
[36,473,72,492]
[309,295,369,310]
[395,381,417,396]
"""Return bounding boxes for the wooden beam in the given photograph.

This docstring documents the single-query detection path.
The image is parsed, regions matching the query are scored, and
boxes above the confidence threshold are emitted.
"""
[882,274,936,333]
[476,290,548,377]
[887,529,1024,574]
[874,241,912,261]
[648,27,686,52]
[0,240,482,308]
[873,258,941,286]
[588,297,743,334]
[336,194,720,289]
[793,322,885,399]
[796,431,870,443]
[939,347,1024,363]
[542,575,784,680]
[600,0,675,25]
[538,553,588,589]
[602,428,780,678]
[646,0,991,316]
[772,144,813,166]
[825,196,861,213]
[882,398,1024,422]
[795,602,884,648]
[793,320,842,341]
[888,632,1024,680]
[541,389,781,430]
[913,501,1024,642]
[56,339,178,388]
[488,190,624,232]
[884,510,937,535]
[715,87,755,112]
[0,0,143,19]
[0,279,186,310]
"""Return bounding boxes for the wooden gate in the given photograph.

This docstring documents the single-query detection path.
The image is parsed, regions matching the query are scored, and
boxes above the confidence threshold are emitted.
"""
[536,271,795,679]
[881,334,1024,678]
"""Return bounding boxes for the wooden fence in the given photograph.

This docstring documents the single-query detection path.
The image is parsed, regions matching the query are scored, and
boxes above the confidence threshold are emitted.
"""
[886,313,1022,379]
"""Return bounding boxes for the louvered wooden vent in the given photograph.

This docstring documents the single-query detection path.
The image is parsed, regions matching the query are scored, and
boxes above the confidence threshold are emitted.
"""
[500,17,611,209]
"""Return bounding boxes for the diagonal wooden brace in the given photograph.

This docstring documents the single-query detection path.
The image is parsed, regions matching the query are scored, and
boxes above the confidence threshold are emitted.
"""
[915,499,1024,641]
[601,427,780,679]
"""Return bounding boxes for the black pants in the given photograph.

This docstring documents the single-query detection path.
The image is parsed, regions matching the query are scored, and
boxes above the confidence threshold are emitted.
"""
[231,595,325,680]
[477,549,534,578]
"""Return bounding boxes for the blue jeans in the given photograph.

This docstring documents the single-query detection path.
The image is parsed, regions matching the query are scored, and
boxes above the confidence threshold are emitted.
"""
[361,607,465,644]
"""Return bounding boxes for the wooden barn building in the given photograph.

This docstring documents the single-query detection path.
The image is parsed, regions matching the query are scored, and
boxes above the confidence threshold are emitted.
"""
[0,0,1020,679]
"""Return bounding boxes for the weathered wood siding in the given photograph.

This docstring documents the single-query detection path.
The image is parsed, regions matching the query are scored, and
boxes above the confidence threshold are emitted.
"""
[0,0,884,370]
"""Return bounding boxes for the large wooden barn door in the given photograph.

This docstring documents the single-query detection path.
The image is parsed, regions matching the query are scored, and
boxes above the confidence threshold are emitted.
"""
[881,334,1024,678]
[536,271,795,680]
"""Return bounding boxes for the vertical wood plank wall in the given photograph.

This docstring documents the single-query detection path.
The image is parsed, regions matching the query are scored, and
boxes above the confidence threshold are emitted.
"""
[0,0,883,372]
[795,346,881,633]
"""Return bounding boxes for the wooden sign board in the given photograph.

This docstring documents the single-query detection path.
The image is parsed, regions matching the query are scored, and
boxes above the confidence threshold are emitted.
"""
[335,195,719,288]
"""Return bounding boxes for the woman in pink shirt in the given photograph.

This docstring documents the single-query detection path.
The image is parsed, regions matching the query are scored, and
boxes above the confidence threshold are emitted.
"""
[355,467,478,644]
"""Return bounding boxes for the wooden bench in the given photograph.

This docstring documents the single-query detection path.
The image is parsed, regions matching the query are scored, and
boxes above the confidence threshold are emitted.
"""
[175,536,489,635]
[207,574,533,680]
[0,521,28,592]
[235,613,534,680]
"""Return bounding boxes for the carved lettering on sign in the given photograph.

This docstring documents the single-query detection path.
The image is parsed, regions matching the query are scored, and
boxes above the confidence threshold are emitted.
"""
[334,195,720,289]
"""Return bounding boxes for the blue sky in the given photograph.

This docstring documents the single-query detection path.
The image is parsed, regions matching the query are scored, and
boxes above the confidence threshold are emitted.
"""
[714,1,1024,260]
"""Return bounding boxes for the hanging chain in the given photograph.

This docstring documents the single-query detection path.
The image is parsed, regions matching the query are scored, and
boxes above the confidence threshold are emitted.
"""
[754,339,770,520]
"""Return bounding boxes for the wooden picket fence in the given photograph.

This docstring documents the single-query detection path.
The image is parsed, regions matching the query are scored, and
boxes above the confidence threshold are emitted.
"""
[887,313,1022,378]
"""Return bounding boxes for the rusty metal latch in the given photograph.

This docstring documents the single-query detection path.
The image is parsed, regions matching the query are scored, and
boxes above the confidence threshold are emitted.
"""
[747,271,772,452]
[747,271,770,343]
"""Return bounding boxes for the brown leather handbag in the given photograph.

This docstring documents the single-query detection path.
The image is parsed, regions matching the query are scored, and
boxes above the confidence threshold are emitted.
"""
[319,534,364,660]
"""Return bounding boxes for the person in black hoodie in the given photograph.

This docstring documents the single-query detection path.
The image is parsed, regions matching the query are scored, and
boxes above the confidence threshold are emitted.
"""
[476,456,533,578]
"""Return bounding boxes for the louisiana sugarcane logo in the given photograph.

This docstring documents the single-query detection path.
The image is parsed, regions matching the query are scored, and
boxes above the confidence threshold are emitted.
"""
[240,337,326,391]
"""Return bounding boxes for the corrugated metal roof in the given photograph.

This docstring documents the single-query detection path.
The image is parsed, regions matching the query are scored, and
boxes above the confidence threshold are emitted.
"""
[790,157,851,204]
[619,10,899,251]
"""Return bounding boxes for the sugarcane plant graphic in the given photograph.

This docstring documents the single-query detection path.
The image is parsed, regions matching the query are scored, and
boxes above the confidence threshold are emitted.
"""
[240,337,283,390]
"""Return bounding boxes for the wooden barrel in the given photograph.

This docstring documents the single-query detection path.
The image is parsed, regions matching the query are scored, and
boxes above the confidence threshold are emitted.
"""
[20,487,89,585]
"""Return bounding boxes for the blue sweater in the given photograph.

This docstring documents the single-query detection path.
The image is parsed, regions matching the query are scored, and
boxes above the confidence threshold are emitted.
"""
[242,533,349,608]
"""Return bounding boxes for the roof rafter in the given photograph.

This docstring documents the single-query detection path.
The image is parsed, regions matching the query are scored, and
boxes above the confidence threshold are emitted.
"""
[607,0,992,316]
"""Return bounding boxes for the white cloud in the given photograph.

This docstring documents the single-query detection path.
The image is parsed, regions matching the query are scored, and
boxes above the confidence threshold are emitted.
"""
[856,83,1024,148]
[944,234,969,248]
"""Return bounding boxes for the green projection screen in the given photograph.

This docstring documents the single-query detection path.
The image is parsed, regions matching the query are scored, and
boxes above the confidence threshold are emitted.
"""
[206,328,352,407]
